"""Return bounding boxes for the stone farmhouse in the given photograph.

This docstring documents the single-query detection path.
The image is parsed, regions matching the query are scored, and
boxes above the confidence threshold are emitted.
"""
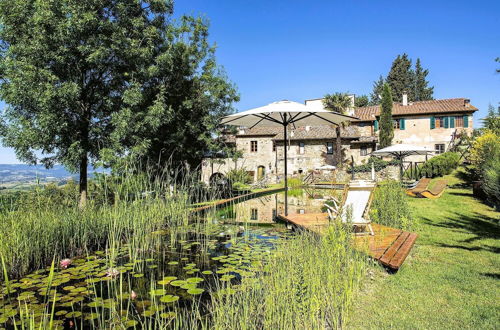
[201,95,477,184]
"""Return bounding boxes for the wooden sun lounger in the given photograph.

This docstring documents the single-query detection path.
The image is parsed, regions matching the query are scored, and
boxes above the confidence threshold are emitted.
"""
[419,180,447,199]
[405,178,431,197]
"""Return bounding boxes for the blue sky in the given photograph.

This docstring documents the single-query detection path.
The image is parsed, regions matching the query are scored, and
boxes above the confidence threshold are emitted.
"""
[1,0,499,163]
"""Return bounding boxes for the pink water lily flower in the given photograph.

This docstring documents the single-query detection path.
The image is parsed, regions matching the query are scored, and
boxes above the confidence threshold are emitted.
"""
[60,258,72,269]
[131,290,137,300]
[106,268,120,278]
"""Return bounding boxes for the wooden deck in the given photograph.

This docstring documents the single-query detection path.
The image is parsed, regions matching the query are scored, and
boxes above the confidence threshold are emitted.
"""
[277,213,417,270]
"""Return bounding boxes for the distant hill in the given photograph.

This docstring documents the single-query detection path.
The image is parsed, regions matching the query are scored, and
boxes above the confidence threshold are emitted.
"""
[0,164,104,185]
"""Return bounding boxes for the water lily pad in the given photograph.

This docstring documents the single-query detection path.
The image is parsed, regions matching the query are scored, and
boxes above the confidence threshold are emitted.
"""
[66,311,82,318]
[167,261,178,265]
[202,270,213,275]
[169,280,186,287]
[186,277,204,284]
[124,320,138,327]
[159,295,179,303]
[187,288,205,295]
[159,312,177,319]
[150,289,167,296]
[133,273,144,278]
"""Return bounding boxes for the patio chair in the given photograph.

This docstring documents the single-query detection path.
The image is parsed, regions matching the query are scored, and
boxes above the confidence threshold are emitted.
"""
[405,178,431,197]
[324,181,375,236]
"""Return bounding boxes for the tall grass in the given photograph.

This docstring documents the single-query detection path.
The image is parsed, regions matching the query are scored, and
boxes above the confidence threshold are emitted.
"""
[0,165,214,278]
[211,220,367,329]
[369,180,415,231]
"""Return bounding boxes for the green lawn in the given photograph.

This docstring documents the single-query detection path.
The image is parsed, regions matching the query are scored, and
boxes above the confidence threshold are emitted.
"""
[349,175,500,329]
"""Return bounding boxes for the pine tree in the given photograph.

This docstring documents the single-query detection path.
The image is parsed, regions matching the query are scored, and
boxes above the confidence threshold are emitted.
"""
[379,84,394,148]
[369,76,385,105]
[386,53,413,103]
[412,58,434,101]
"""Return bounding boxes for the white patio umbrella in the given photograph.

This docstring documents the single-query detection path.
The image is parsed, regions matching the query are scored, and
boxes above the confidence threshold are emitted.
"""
[316,165,336,170]
[221,100,358,215]
[371,144,434,179]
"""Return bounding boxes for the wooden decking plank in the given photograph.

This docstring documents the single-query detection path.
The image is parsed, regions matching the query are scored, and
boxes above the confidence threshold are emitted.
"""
[388,233,418,269]
[379,231,411,266]
[278,213,417,270]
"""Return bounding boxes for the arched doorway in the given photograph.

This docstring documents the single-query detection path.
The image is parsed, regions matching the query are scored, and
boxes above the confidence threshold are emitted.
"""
[257,166,266,180]
[209,172,226,186]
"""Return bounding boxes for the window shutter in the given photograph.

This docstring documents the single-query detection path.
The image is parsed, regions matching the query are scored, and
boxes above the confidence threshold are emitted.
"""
[444,116,449,128]
[430,116,435,129]
[374,120,379,131]
[450,116,455,128]
[400,118,405,130]
[463,115,469,128]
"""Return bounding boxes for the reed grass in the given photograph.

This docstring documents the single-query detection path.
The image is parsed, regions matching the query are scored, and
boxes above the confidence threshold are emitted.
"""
[210,219,367,329]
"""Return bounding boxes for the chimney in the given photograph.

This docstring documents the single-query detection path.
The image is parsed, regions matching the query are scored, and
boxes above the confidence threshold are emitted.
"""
[305,126,311,132]
[402,92,408,106]
[464,99,470,108]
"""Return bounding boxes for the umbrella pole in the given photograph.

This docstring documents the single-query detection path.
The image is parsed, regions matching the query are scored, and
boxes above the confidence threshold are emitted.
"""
[283,118,288,216]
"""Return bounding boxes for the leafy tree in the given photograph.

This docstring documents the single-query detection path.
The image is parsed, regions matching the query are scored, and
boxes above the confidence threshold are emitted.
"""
[354,95,369,107]
[322,92,352,166]
[412,58,434,101]
[379,84,394,148]
[0,1,237,207]
[369,75,385,105]
[482,104,500,135]
[108,16,239,175]
[386,53,413,103]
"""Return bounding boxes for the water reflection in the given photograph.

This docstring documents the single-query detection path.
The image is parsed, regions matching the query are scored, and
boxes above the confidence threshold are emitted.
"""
[217,188,341,224]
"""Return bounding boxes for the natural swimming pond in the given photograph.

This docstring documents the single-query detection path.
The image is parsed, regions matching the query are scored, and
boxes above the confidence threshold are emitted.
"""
[0,188,340,328]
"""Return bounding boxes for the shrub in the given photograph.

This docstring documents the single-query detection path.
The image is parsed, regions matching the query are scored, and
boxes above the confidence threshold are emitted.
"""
[226,168,252,185]
[231,181,250,191]
[369,180,414,231]
[419,152,460,178]
[482,158,500,210]
[349,156,400,173]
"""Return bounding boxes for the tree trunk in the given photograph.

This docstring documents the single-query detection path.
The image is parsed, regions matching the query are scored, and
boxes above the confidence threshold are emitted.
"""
[335,126,342,167]
[79,154,88,209]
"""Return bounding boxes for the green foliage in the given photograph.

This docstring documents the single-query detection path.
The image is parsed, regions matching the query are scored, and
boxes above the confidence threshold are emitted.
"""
[322,92,352,166]
[287,177,303,189]
[349,156,400,173]
[379,84,394,148]
[482,157,500,210]
[370,54,433,104]
[0,1,238,202]
[226,168,252,185]
[211,225,366,329]
[481,104,500,135]
[468,130,500,208]
[369,180,414,230]
[419,152,460,178]
[231,182,250,192]
[354,95,369,107]
[412,58,434,101]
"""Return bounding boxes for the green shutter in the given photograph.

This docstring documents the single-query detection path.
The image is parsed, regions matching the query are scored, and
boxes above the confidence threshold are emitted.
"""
[450,116,455,128]
[444,116,449,128]
[430,116,435,129]
[374,119,379,131]
[400,118,405,130]
[463,115,469,128]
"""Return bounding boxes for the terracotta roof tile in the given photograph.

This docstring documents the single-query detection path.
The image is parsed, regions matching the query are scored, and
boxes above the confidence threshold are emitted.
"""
[354,98,478,121]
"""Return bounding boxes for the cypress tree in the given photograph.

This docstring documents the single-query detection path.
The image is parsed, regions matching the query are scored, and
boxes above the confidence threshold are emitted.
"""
[379,84,394,148]
[412,58,434,101]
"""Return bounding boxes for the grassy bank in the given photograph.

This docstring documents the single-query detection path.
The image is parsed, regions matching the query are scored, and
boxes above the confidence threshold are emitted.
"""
[349,175,500,329]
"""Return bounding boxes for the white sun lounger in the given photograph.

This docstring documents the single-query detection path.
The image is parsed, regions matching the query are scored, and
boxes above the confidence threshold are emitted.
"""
[325,180,375,235]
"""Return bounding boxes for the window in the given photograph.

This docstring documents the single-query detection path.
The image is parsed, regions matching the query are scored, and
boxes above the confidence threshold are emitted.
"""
[393,119,401,129]
[435,117,444,128]
[299,142,305,154]
[435,144,445,154]
[250,208,258,221]
[299,209,305,214]
[360,146,368,156]
[327,142,334,154]
[455,116,464,127]
[272,142,276,152]
[250,141,258,152]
